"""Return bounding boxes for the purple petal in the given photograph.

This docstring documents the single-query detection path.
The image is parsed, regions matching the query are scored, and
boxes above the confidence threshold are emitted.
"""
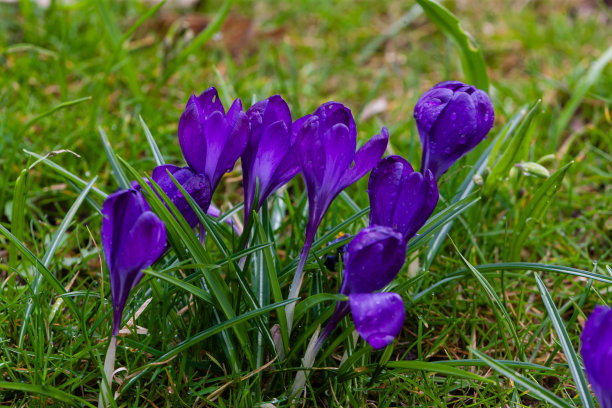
[350,292,405,349]
[581,306,612,408]
[151,165,212,228]
[196,87,225,117]
[369,156,438,241]
[178,95,208,174]
[340,126,388,189]
[339,225,406,295]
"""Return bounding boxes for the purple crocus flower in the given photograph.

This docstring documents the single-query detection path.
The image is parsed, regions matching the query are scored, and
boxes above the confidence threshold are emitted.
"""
[581,305,612,408]
[368,156,438,241]
[150,164,212,228]
[315,225,406,350]
[287,102,388,328]
[101,188,167,336]
[242,95,302,223]
[414,81,494,179]
[350,292,405,349]
[178,87,249,191]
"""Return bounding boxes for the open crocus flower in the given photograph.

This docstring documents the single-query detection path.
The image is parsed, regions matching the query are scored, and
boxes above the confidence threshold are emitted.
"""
[178,87,249,191]
[101,188,167,336]
[150,164,212,228]
[414,81,494,179]
[368,156,438,241]
[242,95,303,223]
[581,305,612,408]
[315,225,406,350]
[286,102,388,329]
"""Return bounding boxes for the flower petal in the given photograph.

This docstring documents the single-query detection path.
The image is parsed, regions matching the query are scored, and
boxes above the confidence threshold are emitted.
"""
[341,126,388,189]
[178,95,208,174]
[350,292,405,349]
[581,306,612,408]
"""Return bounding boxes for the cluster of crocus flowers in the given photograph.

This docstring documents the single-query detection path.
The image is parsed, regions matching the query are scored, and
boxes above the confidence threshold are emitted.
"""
[581,306,612,408]
[99,80,495,403]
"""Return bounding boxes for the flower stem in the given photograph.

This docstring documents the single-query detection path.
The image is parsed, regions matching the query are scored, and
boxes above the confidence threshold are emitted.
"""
[286,230,316,334]
[98,335,117,408]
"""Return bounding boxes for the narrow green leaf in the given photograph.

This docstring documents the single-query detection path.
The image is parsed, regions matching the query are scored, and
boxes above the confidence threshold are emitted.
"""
[19,96,91,137]
[0,382,96,408]
[415,0,488,90]
[18,177,98,346]
[534,273,595,408]
[483,100,541,196]
[554,45,612,138]
[294,293,347,323]
[386,360,493,383]
[9,169,28,270]
[509,162,573,260]
[143,268,215,305]
[451,239,522,359]
[99,127,130,189]
[470,348,573,408]
[139,115,165,166]
[120,298,297,393]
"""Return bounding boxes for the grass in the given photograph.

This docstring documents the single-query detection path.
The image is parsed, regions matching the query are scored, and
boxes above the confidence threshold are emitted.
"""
[1,0,611,406]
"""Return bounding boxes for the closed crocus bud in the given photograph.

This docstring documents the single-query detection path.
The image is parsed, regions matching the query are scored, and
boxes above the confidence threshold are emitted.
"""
[242,95,303,223]
[150,164,212,228]
[287,102,388,330]
[178,87,249,191]
[368,156,438,241]
[339,225,406,295]
[350,292,405,349]
[101,188,167,336]
[581,305,612,408]
[414,81,494,179]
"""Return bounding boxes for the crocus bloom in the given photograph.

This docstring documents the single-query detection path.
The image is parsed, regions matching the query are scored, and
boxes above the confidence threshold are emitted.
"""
[150,164,212,228]
[350,292,405,349]
[368,156,438,241]
[581,305,612,408]
[178,87,249,191]
[315,225,406,351]
[414,81,494,179]
[242,95,302,223]
[287,102,388,329]
[101,188,167,336]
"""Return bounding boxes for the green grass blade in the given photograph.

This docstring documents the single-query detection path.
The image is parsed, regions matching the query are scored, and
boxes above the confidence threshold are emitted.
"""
[99,127,130,189]
[139,115,165,166]
[19,96,91,137]
[9,169,28,271]
[18,177,98,346]
[416,0,488,90]
[533,273,595,408]
[451,239,522,359]
[470,348,573,408]
[23,149,107,200]
[385,361,493,383]
[509,162,573,260]
[483,100,541,196]
[0,382,96,408]
[554,45,612,138]
[120,298,297,393]
[159,0,232,85]
[142,268,215,305]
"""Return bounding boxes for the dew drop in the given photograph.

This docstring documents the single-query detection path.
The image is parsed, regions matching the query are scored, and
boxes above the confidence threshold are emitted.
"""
[444,147,452,154]
[450,112,457,121]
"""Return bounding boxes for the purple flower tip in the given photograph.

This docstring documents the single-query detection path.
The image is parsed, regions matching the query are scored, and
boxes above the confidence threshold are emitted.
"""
[150,164,212,228]
[581,305,612,408]
[178,87,249,191]
[368,155,438,241]
[350,292,405,349]
[101,188,166,336]
[339,225,406,296]
[242,95,301,220]
[298,101,388,233]
[414,81,494,179]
